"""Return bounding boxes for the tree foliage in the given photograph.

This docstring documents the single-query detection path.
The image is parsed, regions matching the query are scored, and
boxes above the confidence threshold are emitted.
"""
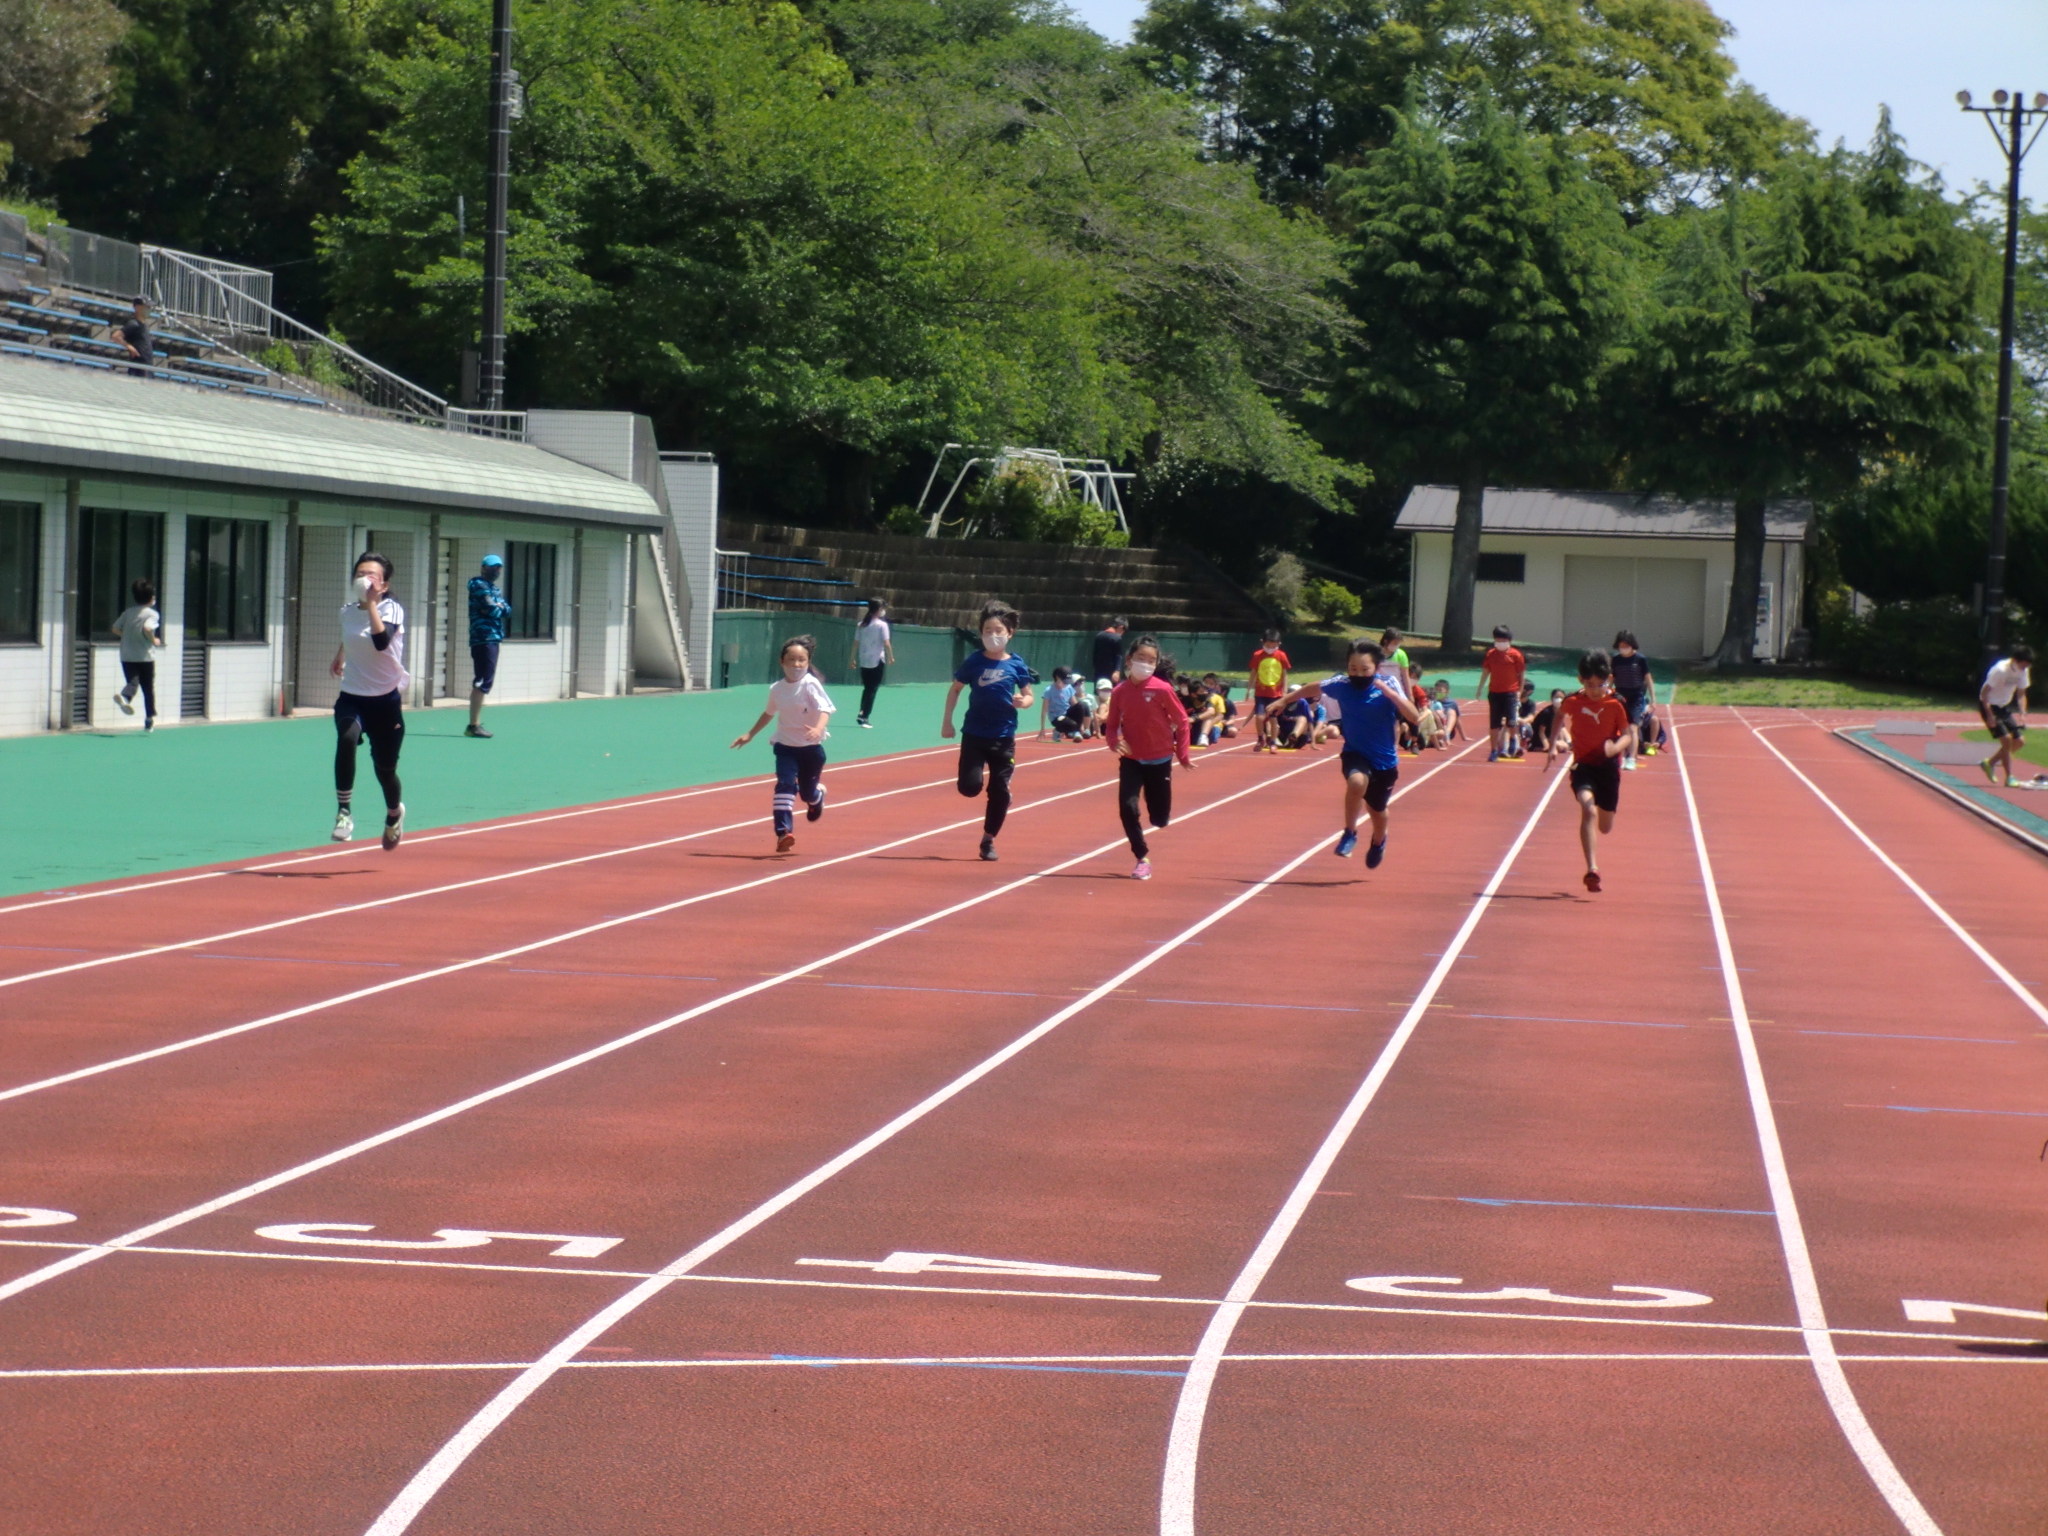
[0,0,129,182]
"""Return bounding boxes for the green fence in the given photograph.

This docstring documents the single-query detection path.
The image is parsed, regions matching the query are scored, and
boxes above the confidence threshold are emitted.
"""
[711,611,1329,689]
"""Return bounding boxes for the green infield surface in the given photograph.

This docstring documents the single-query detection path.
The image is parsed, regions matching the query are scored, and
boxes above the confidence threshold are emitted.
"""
[0,684,957,898]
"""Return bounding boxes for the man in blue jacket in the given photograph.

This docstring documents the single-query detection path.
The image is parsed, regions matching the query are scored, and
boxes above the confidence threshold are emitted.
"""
[467,553,511,738]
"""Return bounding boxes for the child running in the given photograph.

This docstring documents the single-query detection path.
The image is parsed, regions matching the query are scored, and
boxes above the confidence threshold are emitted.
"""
[1476,625,1526,761]
[1269,639,1420,868]
[1546,649,1634,893]
[329,551,409,850]
[1978,643,2033,787]
[942,601,1035,861]
[1249,630,1290,751]
[109,578,165,731]
[731,634,833,852]
[1103,635,1194,879]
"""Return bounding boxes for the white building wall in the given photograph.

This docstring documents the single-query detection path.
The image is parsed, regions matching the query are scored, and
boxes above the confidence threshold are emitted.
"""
[661,457,717,690]
[1410,531,1804,660]
[0,475,66,737]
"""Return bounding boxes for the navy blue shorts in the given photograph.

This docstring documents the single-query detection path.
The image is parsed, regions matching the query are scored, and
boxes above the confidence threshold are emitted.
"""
[1340,751,1399,810]
[471,641,500,694]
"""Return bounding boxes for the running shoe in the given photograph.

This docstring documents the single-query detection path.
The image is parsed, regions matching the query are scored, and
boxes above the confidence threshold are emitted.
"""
[1980,759,1997,785]
[807,791,825,822]
[1132,859,1152,880]
[1335,829,1358,858]
[142,719,154,733]
[464,724,493,738]
[1622,758,1637,771]
[1366,836,1386,869]
[858,718,873,728]
[331,810,353,843]
[382,803,405,851]
[1583,869,1602,893]
[777,832,797,852]
[1487,749,1499,762]
[112,690,134,715]
[979,837,999,862]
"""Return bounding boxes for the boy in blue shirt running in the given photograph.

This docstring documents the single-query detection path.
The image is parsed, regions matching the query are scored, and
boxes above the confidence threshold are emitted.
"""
[1267,639,1421,869]
[942,601,1036,861]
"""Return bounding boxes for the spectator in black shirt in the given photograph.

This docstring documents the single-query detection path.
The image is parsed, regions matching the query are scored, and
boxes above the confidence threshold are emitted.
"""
[119,297,154,377]
[1610,631,1656,768]
[1091,617,1128,697]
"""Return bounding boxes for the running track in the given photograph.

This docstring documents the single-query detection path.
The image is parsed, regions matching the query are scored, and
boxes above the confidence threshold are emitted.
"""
[2,713,2044,1534]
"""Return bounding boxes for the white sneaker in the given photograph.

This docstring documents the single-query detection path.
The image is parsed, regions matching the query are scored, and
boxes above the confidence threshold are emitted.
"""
[382,803,406,851]
[1622,758,1637,771]
[112,690,134,716]
[331,810,354,843]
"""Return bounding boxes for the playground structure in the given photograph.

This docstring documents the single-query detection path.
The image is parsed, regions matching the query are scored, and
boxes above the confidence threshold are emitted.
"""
[913,444,1133,539]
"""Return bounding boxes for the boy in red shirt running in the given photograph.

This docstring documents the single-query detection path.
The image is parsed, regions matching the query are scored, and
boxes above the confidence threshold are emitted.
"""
[1474,625,1526,761]
[1545,648,1635,893]
[1249,629,1291,752]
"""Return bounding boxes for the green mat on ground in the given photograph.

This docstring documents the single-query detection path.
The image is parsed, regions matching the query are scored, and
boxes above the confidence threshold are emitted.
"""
[0,684,958,898]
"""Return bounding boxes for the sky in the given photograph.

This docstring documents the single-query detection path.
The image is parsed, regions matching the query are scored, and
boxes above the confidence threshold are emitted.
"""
[1062,0,2048,199]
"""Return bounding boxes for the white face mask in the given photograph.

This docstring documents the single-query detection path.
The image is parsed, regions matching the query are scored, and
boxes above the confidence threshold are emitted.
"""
[782,661,808,682]
[1492,639,1508,651]
[354,573,376,600]
[981,629,1009,650]
[1127,659,1156,681]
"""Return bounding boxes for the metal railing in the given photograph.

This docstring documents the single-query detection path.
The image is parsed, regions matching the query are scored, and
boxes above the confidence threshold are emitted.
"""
[0,211,26,269]
[46,225,142,298]
[145,248,272,330]
[446,408,527,440]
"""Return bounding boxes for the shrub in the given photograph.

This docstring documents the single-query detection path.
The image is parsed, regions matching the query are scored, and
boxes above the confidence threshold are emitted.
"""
[257,341,302,376]
[881,503,926,535]
[1812,589,2032,694]
[1254,551,1306,621]
[1302,577,1361,626]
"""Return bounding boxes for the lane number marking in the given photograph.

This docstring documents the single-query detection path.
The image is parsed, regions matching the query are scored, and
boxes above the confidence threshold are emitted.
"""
[1346,1275,1712,1309]
[254,1223,622,1259]
[796,1251,1162,1283]
[0,1207,76,1228]
[1902,1297,2044,1326]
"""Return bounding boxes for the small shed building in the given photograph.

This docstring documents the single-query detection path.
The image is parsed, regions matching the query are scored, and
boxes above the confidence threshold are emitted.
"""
[1397,487,1812,660]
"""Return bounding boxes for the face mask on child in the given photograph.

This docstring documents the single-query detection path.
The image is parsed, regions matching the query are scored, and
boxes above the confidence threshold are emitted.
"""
[354,573,375,600]
[1492,639,1508,651]
[782,661,808,682]
[1127,659,1156,681]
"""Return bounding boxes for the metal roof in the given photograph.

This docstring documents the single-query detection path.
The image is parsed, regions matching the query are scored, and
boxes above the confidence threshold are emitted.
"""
[0,357,664,528]
[1395,485,1810,541]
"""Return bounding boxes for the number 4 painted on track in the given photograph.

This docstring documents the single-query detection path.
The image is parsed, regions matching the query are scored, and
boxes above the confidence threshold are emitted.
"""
[1902,1297,2045,1326]
[253,1223,623,1259]
[796,1251,1162,1283]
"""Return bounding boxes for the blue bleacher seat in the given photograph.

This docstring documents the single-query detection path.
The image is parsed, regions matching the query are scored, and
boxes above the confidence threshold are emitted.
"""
[172,355,267,384]
[0,320,48,343]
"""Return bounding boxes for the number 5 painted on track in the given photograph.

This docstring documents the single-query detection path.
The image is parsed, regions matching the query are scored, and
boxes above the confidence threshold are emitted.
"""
[254,1223,623,1259]
[1346,1275,1712,1309]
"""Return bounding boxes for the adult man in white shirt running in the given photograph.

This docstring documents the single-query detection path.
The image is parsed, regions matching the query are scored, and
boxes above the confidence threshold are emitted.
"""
[1979,643,2034,787]
[329,551,410,849]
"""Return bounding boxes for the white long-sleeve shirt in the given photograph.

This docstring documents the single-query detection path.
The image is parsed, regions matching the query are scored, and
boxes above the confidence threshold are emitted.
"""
[339,598,409,696]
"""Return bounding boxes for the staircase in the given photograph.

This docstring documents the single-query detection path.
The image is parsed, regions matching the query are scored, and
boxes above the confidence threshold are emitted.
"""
[718,522,1270,634]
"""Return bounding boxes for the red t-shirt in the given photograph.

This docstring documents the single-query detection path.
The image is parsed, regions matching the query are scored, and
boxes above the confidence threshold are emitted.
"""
[1251,647,1291,698]
[1560,689,1632,764]
[1478,646,1525,694]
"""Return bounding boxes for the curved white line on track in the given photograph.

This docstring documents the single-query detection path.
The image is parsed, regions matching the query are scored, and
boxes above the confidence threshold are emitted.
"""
[1743,719,2048,1030]
[1671,716,1943,1534]
[356,745,1485,1535]
[0,748,1076,990]
[0,749,1211,1104]
[0,745,961,917]
[0,743,1371,1312]
[1157,766,1562,1536]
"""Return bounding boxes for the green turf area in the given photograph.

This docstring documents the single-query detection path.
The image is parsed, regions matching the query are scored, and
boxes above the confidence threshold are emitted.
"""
[0,684,957,898]
[1960,727,2048,770]
[1669,671,1971,710]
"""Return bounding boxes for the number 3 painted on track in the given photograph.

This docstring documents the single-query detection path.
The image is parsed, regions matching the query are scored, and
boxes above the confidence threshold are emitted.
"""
[1346,1275,1712,1309]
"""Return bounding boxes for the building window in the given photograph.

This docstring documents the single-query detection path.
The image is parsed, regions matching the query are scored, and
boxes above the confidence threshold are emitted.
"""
[185,518,270,641]
[79,510,164,635]
[0,502,38,643]
[504,541,556,639]
[1476,552,1526,584]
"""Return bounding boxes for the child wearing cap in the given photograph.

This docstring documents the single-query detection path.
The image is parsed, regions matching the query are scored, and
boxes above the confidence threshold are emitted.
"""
[466,553,511,739]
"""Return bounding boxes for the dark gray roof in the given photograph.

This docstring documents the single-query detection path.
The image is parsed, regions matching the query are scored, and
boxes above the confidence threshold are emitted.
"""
[0,357,664,528]
[1395,486,1810,541]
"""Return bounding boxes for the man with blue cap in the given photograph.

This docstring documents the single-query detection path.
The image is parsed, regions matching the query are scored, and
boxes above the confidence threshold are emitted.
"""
[467,553,511,738]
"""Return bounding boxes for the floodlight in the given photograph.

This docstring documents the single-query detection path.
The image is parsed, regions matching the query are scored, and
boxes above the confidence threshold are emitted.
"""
[2034,93,2047,109]
[1993,89,2010,106]
[1957,90,1972,106]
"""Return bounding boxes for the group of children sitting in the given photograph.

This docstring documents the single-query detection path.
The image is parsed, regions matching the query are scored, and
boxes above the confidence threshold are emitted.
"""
[1037,666,1244,747]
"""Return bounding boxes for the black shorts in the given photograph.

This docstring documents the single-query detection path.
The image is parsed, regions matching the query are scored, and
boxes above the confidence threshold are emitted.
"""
[1340,752,1399,810]
[1617,688,1647,724]
[1253,696,1282,718]
[471,641,501,694]
[1488,691,1519,729]
[1570,757,1621,813]
[1988,703,2024,740]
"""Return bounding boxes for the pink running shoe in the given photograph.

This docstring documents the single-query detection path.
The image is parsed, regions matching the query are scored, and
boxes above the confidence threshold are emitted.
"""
[1132,859,1153,880]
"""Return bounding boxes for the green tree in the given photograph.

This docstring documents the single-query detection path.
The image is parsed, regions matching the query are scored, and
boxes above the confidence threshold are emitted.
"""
[1332,92,1634,652]
[1630,114,1990,664]
[0,0,128,182]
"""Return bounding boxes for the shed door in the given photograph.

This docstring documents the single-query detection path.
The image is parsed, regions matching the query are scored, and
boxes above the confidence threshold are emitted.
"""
[1564,555,1708,660]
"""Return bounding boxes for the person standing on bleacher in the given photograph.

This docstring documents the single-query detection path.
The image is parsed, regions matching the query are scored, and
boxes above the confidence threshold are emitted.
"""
[118,297,153,377]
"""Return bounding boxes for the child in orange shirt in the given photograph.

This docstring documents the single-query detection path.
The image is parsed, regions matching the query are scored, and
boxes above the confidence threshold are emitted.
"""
[1545,649,1634,893]
[1474,625,1527,761]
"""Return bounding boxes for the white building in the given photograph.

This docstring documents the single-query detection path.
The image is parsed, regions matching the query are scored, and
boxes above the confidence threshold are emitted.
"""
[1398,486,1811,660]
[0,358,716,737]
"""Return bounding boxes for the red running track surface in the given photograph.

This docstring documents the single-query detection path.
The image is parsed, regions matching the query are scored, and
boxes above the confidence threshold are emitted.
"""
[2,718,2044,1535]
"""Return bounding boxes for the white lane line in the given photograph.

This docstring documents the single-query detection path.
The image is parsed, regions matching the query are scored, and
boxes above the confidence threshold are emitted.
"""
[1157,767,1563,1536]
[0,750,1083,991]
[1743,719,2048,1030]
[0,748,1219,1104]
[5,1234,2032,1350]
[357,745,1484,1536]
[0,745,1353,1310]
[1672,715,1943,1534]
[0,745,959,916]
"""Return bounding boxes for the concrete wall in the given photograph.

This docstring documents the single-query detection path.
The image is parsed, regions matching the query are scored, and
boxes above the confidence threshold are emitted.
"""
[1409,531,1805,660]
[661,457,717,690]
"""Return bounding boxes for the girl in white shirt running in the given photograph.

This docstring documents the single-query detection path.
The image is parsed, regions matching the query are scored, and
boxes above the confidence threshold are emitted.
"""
[329,552,409,850]
[732,635,835,852]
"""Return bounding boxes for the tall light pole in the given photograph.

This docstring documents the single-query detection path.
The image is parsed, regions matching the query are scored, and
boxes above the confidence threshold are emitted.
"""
[480,0,514,412]
[1957,89,2047,663]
